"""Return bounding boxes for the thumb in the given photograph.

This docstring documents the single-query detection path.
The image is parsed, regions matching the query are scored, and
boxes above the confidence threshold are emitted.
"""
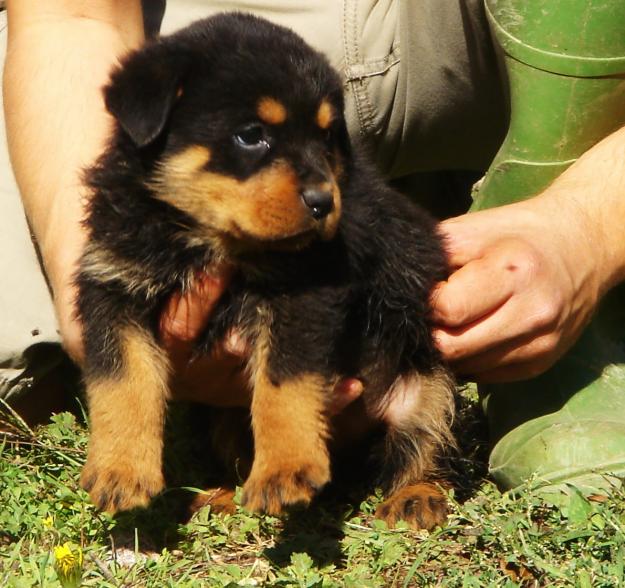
[160,266,233,351]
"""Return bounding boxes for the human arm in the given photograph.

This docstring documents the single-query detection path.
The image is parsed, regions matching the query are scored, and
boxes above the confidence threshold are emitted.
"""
[4,0,254,406]
[431,124,625,383]
[4,0,145,359]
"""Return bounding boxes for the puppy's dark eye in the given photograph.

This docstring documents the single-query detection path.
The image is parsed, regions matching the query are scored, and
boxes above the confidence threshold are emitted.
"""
[234,123,270,150]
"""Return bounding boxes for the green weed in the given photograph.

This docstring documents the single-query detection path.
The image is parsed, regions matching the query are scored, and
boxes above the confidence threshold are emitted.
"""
[2,397,624,587]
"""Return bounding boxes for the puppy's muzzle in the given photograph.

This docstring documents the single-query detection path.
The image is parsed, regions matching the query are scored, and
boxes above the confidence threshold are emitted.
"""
[301,187,334,220]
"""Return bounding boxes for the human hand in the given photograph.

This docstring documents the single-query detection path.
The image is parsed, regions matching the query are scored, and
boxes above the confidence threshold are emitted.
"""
[159,269,363,412]
[431,194,605,383]
[157,267,253,407]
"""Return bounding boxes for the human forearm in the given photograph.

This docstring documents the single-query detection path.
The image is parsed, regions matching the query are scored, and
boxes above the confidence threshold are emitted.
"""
[4,0,144,354]
[5,0,144,259]
[537,124,625,295]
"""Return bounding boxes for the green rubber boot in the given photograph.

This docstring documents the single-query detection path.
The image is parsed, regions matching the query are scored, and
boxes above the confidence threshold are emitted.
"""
[473,0,625,495]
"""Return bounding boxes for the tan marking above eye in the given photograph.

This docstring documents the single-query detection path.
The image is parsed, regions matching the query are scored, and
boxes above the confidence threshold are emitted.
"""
[316,99,334,130]
[257,97,287,125]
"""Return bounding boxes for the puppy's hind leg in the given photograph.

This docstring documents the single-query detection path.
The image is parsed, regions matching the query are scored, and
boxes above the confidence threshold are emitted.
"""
[373,369,456,530]
[80,325,171,513]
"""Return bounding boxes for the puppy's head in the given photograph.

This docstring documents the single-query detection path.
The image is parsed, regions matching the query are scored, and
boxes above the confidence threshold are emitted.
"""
[105,13,349,253]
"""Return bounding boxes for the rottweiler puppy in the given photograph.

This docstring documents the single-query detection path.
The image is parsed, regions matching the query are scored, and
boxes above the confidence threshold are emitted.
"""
[76,12,455,530]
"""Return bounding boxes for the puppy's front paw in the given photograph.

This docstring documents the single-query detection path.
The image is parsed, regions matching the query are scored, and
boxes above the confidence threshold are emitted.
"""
[241,458,330,515]
[376,483,448,530]
[80,455,165,513]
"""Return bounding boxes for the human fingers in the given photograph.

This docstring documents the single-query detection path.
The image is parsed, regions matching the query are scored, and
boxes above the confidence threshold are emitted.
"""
[464,353,560,384]
[431,255,516,328]
[222,328,249,357]
[451,330,561,378]
[433,287,561,364]
[170,347,252,407]
[160,268,232,348]
[159,267,231,370]
[438,212,496,269]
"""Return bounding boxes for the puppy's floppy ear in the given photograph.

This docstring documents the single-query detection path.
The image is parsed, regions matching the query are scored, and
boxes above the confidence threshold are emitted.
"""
[104,43,185,147]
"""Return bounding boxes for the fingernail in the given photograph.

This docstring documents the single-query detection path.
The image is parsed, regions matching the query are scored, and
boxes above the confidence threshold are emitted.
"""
[345,379,363,397]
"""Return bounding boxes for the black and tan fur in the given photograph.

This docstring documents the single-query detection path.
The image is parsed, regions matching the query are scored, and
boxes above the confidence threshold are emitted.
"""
[77,13,455,528]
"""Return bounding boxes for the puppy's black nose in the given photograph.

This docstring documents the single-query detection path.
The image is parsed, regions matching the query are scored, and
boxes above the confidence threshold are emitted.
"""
[301,188,334,220]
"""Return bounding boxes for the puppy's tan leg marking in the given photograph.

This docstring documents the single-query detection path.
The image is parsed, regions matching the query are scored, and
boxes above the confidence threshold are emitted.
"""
[242,347,330,515]
[376,482,448,530]
[80,326,170,513]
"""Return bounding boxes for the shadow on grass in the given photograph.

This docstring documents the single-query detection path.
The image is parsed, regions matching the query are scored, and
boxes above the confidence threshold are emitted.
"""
[110,494,188,553]
[262,482,373,569]
[448,384,491,502]
[263,506,346,568]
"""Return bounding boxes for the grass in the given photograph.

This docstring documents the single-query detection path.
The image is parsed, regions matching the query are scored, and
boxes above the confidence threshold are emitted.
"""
[1,391,625,587]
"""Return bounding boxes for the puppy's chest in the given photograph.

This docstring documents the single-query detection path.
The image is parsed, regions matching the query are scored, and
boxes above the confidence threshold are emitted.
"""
[199,256,356,364]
